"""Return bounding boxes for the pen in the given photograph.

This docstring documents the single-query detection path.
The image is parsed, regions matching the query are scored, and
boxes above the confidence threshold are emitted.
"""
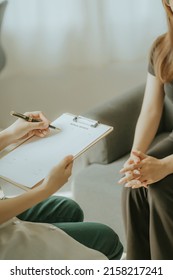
[10,111,61,131]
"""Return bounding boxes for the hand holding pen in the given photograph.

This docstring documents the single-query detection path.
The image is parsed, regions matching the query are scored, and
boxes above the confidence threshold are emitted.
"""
[6,111,60,144]
[10,111,60,131]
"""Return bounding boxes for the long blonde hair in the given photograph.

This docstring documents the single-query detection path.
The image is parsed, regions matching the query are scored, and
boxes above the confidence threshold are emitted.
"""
[151,0,173,82]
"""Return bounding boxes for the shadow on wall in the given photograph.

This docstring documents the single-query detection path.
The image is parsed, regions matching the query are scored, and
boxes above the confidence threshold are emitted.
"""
[0,0,166,74]
[0,0,165,128]
[0,1,7,71]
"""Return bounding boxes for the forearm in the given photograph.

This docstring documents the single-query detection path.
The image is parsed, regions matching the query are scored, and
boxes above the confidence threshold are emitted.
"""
[131,73,164,154]
[132,110,162,153]
[0,184,49,224]
[0,129,14,151]
[162,154,173,176]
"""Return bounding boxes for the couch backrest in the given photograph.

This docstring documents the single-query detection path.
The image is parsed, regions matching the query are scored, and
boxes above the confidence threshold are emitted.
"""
[84,84,145,163]
[162,95,173,133]
[83,84,172,164]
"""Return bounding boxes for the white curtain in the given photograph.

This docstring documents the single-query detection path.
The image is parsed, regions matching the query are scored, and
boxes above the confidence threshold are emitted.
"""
[1,0,166,74]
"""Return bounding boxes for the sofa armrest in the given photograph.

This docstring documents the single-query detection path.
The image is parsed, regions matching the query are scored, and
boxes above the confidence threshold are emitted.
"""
[83,84,145,164]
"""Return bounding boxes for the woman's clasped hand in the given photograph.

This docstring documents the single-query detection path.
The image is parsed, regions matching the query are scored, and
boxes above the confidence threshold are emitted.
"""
[118,150,169,189]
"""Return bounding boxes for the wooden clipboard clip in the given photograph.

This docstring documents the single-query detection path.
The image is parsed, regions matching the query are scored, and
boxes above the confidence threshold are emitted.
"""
[73,116,99,128]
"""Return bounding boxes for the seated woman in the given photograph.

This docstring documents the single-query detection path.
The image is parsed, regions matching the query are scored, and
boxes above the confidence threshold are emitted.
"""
[0,111,123,260]
[119,0,173,260]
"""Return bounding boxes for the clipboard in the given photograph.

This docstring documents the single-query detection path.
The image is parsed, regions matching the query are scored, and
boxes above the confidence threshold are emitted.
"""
[0,113,113,191]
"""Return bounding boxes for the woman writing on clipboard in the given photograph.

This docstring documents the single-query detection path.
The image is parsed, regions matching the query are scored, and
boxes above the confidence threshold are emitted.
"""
[0,111,123,260]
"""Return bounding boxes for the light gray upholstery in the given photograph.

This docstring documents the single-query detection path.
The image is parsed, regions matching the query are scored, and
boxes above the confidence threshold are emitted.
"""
[83,85,145,163]
[72,84,172,250]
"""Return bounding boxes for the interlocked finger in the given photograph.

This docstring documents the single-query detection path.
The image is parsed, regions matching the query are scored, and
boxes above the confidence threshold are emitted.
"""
[118,171,134,184]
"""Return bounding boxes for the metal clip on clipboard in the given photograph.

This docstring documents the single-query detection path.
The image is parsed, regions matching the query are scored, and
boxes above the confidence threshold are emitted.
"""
[73,116,99,128]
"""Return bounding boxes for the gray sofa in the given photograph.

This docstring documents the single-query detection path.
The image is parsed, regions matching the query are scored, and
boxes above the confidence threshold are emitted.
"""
[72,84,173,251]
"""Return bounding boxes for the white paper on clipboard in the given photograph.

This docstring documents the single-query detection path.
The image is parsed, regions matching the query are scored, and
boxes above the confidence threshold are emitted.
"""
[0,113,113,190]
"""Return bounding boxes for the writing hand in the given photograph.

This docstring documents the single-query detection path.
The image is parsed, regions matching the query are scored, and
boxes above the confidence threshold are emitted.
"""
[6,111,50,143]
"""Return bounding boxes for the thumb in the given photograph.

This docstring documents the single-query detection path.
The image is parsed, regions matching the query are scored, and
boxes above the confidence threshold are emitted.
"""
[61,155,74,169]
[132,150,147,160]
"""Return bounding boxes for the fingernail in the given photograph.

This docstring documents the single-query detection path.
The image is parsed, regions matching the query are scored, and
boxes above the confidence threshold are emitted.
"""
[118,178,123,183]
[133,169,140,175]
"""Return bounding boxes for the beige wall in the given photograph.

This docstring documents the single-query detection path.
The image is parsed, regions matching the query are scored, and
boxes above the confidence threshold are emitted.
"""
[0,0,166,127]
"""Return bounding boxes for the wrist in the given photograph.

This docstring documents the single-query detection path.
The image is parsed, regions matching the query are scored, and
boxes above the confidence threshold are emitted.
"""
[0,129,14,150]
[32,183,51,201]
[131,146,147,154]
[35,180,53,198]
[161,155,173,176]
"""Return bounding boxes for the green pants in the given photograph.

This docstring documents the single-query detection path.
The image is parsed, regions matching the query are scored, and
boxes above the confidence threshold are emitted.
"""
[17,196,123,260]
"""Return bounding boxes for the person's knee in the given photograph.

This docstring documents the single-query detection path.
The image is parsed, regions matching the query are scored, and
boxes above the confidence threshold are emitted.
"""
[95,223,123,260]
[66,198,84,222]
[52,196,84,222]
[148,177,171,206]
[105,226,123,260]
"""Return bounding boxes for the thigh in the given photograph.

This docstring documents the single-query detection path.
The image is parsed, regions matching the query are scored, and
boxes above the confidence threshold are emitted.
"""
[54,221,123,260]
[122,186,151,259]
[17,195,84,223]
[147,136,173,258]
[147,173,173,259]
